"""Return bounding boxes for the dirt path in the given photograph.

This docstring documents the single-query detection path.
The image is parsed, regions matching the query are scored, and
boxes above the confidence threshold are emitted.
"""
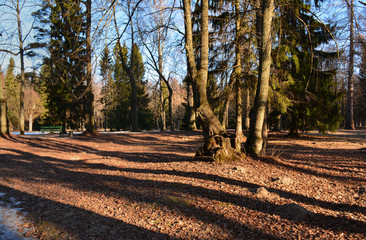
[0,130,365,239]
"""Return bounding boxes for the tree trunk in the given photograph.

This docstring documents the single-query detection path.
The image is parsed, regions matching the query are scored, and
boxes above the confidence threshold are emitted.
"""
[183,0,242,162]
[245,0,274,155]
[29,113,33,132]
[244,88,250,129]
[168,85,174,131]
[84,0,96,134]
[0,65,8,136]
[17,0,25,135]
[345,0,355,130]
[235,0,244,151]
[221,96,230,129]
[184,0,224,139]
[185,79,196,130]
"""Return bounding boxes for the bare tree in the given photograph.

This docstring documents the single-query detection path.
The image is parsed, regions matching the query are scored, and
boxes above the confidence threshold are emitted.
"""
[138,0,177,131]
[24,83,43,132]
[0,0,33,135]
[112,0,144,132]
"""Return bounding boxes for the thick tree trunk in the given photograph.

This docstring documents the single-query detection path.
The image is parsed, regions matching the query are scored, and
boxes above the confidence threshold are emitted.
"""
[84,0,96,134]
[245,0,274,155]
[235,0,244,151]
[183,0,242,162]
[345,0,355,130]
[17,0,25,135]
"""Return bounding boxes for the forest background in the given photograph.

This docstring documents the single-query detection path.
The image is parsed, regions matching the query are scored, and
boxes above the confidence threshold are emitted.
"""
[0,0,365,151]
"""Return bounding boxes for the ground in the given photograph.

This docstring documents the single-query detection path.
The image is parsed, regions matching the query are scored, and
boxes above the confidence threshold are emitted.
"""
[0,130,365,239]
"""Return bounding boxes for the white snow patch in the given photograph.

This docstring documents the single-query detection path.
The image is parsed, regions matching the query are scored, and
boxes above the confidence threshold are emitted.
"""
[0,193,35,240]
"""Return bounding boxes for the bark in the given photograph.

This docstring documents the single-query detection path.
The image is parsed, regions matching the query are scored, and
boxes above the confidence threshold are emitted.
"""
[221,96,230,129]
[17,0,25,135]
[84,0,96,133]
[235,0,244,151]
[183,0,224,139]
[245,0,274,155]
[29,113,33,132]
[183,0,242,162]
[345,0,355,130]
[0,65,8,135]
[167,85,174,131]
[244,88,250,129]
[186,79,197,130]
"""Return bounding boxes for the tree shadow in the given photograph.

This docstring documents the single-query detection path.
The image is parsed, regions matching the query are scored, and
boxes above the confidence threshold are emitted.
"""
[0,185,172,240]
[264,140,366,183]
[1,147,365,238]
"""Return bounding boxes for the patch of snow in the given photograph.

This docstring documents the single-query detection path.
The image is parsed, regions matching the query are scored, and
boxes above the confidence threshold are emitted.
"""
[0,193,35,240]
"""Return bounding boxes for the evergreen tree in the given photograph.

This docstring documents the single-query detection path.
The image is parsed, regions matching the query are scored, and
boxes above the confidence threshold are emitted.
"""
[111,43,153,130]
[271,0,342,135]
[4,58,20,130]
[99,46,113,131]
[33,0,88,129]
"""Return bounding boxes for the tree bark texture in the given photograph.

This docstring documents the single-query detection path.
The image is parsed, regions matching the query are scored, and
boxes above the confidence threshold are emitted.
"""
[345,0,355,130]
[0,65,8,135]
[17,0,25,135]
[245,0,274,155]
[183,0,242,162]
[183,0,224,139]
[235,0,244,151]
[85,0,96,133]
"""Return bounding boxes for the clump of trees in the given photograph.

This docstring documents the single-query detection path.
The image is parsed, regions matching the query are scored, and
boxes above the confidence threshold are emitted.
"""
[1,0,365,160]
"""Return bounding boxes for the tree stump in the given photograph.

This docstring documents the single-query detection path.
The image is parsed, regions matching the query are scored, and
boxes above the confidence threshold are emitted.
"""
[195,134,244,163]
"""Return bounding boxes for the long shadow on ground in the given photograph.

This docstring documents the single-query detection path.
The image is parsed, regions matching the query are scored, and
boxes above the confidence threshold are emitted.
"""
[1,146,365,238]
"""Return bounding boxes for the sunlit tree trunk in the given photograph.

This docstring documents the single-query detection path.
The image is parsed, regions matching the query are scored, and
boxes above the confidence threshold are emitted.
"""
[345,0,355,130]
[245,0,274,155]
[235,0,244,150]
[183,0,224,139]
[183,0,242,162]
[0,65,8,135]
[16,0,25,135]
[29,112,33,132]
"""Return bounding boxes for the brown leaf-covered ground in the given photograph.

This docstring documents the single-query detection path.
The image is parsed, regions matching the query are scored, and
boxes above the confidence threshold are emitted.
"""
[0,130,365,239]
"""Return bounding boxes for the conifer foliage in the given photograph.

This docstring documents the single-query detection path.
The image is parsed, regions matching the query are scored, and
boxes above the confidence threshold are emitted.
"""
[33,0,89,129]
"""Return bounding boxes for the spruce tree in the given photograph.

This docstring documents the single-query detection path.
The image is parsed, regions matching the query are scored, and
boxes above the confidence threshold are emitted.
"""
[4,58,20,130]
[33,0,88,129]
[271,0,342,135]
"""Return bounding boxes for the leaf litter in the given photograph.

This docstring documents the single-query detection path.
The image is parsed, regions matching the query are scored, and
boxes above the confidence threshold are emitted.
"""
[0,130,365,239]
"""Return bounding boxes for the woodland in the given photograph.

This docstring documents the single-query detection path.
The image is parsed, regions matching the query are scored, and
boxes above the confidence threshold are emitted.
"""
[0,0,366,239]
